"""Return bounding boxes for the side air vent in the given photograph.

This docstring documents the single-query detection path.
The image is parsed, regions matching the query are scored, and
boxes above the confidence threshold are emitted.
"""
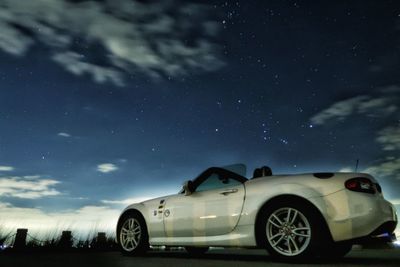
[313,172,335,179]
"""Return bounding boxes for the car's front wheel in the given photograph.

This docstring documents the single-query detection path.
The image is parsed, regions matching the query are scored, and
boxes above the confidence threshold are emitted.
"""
[117,211,149,256]
[258,199,327,260]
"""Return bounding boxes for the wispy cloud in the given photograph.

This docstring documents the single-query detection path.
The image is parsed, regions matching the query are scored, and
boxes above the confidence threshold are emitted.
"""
[57,132,71,138]
[0,175,61,199]
[364,158,400,180]
[361,125,400,181]
[0,165,14,171]
[310,94,397,125]
[97,163,118,173]
[52,52,125,86]
[376,126,400,151]
[390,199,400,205]
[0,0,224,86]
[310,95,369,125]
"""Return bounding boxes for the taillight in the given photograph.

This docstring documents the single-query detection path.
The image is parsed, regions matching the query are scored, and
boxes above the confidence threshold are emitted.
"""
[345,178,376,194]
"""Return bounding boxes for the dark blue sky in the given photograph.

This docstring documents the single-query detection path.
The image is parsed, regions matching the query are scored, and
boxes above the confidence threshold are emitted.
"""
[0,0,399,233]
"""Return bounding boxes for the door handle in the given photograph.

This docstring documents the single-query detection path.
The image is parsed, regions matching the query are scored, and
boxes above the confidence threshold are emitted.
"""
[220,189,238,195]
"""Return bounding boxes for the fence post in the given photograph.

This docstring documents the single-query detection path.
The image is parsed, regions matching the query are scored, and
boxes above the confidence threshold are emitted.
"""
[96,232,107,249]
[14,228,28,249]
[58,231,73,249]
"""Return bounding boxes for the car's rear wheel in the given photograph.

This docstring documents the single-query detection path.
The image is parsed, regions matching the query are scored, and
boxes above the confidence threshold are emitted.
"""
[258,199,328,260]
[117,211,149,256]
[185,246,209,256]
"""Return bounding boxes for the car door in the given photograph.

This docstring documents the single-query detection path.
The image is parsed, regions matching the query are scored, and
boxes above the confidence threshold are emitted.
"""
[163,168,246,237]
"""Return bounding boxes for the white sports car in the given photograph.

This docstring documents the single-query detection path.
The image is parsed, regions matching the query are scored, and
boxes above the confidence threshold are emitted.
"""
[116,164,397,260]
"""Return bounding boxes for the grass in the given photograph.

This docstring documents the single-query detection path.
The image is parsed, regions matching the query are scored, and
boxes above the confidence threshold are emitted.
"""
[0,226,15,250]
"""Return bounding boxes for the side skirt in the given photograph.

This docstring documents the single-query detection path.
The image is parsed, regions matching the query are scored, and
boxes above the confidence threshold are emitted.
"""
[149,225,257,247]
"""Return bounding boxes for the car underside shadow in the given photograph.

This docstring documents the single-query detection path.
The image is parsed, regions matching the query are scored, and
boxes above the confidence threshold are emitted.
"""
[146,250,272,262]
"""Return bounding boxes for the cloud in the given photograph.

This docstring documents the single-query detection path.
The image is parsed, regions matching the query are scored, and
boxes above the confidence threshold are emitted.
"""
[379,85,400,94]
[376,126,400,151]
[57,132,71,138]
[310,94,397,125]
[310,95,369,125]
[97,163,118,173]
[52,52,125,86]
[363,158,400,180]
[362,125,400,181]
[0,0,224,86]
[357,97,397,116]
[0,202,119,237]
[390,199,400,205]
[0,165,14,171]
[0,175,61,199]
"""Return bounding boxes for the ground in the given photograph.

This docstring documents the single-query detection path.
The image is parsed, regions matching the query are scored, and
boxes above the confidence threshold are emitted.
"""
[1,248,399,267]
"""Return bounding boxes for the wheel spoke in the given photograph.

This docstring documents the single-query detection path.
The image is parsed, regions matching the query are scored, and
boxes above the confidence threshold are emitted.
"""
[289,236,299,252]
[268,218,281,228]
[123,238,129,248]
[271,235,285,247]
[269,232,284,241]
[290,210,298,224]
[293,232,310,237]
[286,208,291,223]
[294,227,310,231]
[287,239,292,254]
[271,214,284,226]
[132,238,138,247]
[293,227,310,237]
[133,226,141,234]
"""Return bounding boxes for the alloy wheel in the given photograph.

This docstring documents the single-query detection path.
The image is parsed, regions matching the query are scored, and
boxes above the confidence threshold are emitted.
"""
[266,207,311,256]
[120,218,142,252]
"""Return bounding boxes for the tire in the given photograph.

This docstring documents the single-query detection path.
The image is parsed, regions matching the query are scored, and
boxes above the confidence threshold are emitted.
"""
[185,246,209,256]
[257,199,328,260]
[117,211,149,256]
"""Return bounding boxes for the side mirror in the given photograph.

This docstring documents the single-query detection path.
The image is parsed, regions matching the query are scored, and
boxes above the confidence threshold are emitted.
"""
[183,180,194,196]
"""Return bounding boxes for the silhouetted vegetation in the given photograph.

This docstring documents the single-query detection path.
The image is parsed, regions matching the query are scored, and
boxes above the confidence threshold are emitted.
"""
[0,227,118,252]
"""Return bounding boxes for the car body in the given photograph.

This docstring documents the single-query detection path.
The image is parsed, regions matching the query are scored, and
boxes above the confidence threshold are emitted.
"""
[116,164,398,259]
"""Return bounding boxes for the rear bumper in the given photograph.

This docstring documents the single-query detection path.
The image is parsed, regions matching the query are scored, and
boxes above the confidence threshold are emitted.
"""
[352,221,397,244]
[309,189,398,242]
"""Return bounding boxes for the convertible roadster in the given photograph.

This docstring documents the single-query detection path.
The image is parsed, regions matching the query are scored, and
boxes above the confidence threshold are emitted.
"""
[116,164,397,260]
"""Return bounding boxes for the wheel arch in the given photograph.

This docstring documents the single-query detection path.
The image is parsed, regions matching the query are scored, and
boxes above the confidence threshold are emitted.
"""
[254,194,332,247]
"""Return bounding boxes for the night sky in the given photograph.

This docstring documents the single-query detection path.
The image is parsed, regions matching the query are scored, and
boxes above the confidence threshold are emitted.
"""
[0,0,399,235]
